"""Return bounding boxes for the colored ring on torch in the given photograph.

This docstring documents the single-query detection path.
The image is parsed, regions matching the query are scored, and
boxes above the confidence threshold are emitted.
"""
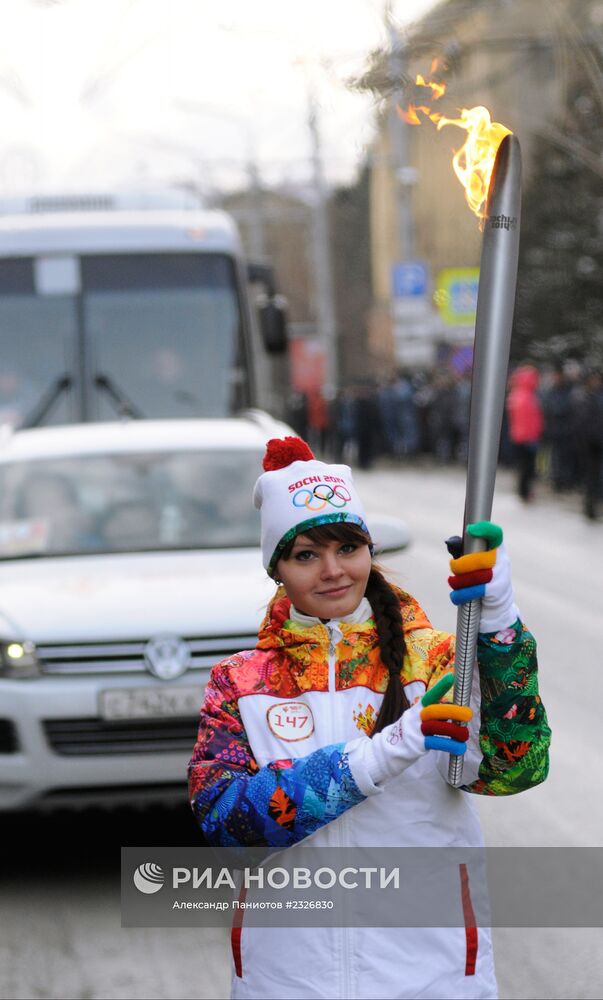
[467,521,504,547]
[421,673,455,707]
[421,704,473,723]
[425,735,468,755]
[450,584,487,605]
[421,720,469,742]
[449,549,496,575]
[448,569,492,590]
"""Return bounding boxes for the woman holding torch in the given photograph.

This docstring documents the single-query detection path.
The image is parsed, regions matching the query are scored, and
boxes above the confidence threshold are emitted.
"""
[188,434,550,1000]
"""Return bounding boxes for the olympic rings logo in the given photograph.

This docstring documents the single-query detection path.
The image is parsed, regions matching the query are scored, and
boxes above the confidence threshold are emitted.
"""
[292,483,352,512]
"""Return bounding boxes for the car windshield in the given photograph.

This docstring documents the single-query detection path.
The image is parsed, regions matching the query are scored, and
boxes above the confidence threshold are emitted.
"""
[0,448,262,558]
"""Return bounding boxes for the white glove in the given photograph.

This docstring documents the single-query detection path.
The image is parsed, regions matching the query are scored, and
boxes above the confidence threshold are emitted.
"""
[448,521,519,633]
[345,675,471,793]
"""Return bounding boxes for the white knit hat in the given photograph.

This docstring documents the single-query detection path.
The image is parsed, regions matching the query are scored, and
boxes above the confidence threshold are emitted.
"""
[253,437,371,576]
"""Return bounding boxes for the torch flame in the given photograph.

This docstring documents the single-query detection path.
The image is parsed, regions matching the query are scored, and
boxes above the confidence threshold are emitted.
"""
[436,106,511,218]
[399,70,512,220]
[397,103,436,126]
[416,74,446,101]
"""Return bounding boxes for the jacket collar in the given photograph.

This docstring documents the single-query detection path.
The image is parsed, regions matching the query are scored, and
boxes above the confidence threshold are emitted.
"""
[289,596,373,628]
[256,586,432,652]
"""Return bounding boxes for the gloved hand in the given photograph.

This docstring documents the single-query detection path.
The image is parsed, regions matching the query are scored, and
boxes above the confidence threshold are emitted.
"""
[447,520,519,633]
[364,674,472,784]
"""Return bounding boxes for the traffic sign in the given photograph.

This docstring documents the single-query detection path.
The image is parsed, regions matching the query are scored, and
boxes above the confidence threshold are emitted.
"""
[391,261,429,299]
[435,267,480,325]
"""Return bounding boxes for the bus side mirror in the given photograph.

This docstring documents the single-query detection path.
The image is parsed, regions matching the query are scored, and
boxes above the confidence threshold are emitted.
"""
[247,261,288,354]
[257,293,288,354]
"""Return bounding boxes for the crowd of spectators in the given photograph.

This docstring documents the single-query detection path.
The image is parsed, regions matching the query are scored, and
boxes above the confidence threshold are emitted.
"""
[286,362,603,521]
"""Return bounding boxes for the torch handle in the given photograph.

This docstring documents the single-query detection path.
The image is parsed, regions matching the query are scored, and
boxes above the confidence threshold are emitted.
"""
[447,133,522,787]
[447,533,487,787]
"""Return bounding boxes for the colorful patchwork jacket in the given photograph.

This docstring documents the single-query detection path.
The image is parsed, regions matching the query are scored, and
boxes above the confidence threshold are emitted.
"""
[188,589,550,1000]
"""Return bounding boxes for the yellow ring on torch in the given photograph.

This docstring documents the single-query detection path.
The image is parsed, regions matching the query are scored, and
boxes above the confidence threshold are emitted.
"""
[421,704,473,723]
[449,549,496,575]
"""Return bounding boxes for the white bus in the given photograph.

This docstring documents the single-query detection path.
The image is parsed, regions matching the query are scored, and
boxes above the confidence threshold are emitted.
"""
[0,196,287,428]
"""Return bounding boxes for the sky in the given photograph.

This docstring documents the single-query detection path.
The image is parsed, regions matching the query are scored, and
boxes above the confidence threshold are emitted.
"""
[0,0,437,199]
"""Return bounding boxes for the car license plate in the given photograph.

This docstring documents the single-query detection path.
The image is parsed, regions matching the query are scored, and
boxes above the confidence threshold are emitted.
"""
[99,685,204,721]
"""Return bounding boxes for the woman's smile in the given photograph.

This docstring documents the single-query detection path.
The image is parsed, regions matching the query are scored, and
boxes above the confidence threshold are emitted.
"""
[316,584,352,597]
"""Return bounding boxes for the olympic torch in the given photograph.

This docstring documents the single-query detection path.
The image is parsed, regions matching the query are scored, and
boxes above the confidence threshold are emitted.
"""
[447,133,522,786]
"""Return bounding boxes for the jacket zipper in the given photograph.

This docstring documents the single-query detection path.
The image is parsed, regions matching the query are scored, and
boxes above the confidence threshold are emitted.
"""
[326,622,353,1000]
[326,624,337,751]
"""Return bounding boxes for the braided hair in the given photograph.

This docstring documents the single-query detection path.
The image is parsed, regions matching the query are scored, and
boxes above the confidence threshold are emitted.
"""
[365,565,410,733]
[275,522,410,735]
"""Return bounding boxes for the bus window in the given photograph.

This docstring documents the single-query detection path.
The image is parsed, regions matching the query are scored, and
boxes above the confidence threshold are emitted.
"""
[81,253,248,420]
[0,259,75,428]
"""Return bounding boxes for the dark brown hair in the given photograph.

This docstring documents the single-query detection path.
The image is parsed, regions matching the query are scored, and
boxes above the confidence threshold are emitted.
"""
[277,522,410,734]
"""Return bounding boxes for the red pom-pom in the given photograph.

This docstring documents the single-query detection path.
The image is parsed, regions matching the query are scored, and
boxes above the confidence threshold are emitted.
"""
[262,437,315,471]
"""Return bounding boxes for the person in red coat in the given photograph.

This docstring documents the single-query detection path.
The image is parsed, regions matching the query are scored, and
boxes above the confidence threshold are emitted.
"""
[506,365,544,501]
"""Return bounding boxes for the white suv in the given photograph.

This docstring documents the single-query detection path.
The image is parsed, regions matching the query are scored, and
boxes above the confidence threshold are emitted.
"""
[0,417,410,810]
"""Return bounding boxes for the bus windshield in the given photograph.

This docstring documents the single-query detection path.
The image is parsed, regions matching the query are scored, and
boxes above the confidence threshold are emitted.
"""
[0,252,247,427]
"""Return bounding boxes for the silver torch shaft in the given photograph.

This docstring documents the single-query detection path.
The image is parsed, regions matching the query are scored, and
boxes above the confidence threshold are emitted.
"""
[447,133,522,787]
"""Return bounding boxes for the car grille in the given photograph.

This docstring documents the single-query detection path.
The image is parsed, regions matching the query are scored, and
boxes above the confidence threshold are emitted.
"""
[38,782,189,808]
[36,634,258,676]
[44,716,199,755]
[0,719,18,754]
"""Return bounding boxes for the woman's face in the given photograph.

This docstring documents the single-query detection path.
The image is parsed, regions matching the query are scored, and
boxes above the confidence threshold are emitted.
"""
[275,533,371,619]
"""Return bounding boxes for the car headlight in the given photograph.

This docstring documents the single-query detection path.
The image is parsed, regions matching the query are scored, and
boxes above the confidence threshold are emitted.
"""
[0,641,42,678]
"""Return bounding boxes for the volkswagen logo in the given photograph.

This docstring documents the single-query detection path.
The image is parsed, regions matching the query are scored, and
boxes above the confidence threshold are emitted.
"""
[144,635,191,680]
